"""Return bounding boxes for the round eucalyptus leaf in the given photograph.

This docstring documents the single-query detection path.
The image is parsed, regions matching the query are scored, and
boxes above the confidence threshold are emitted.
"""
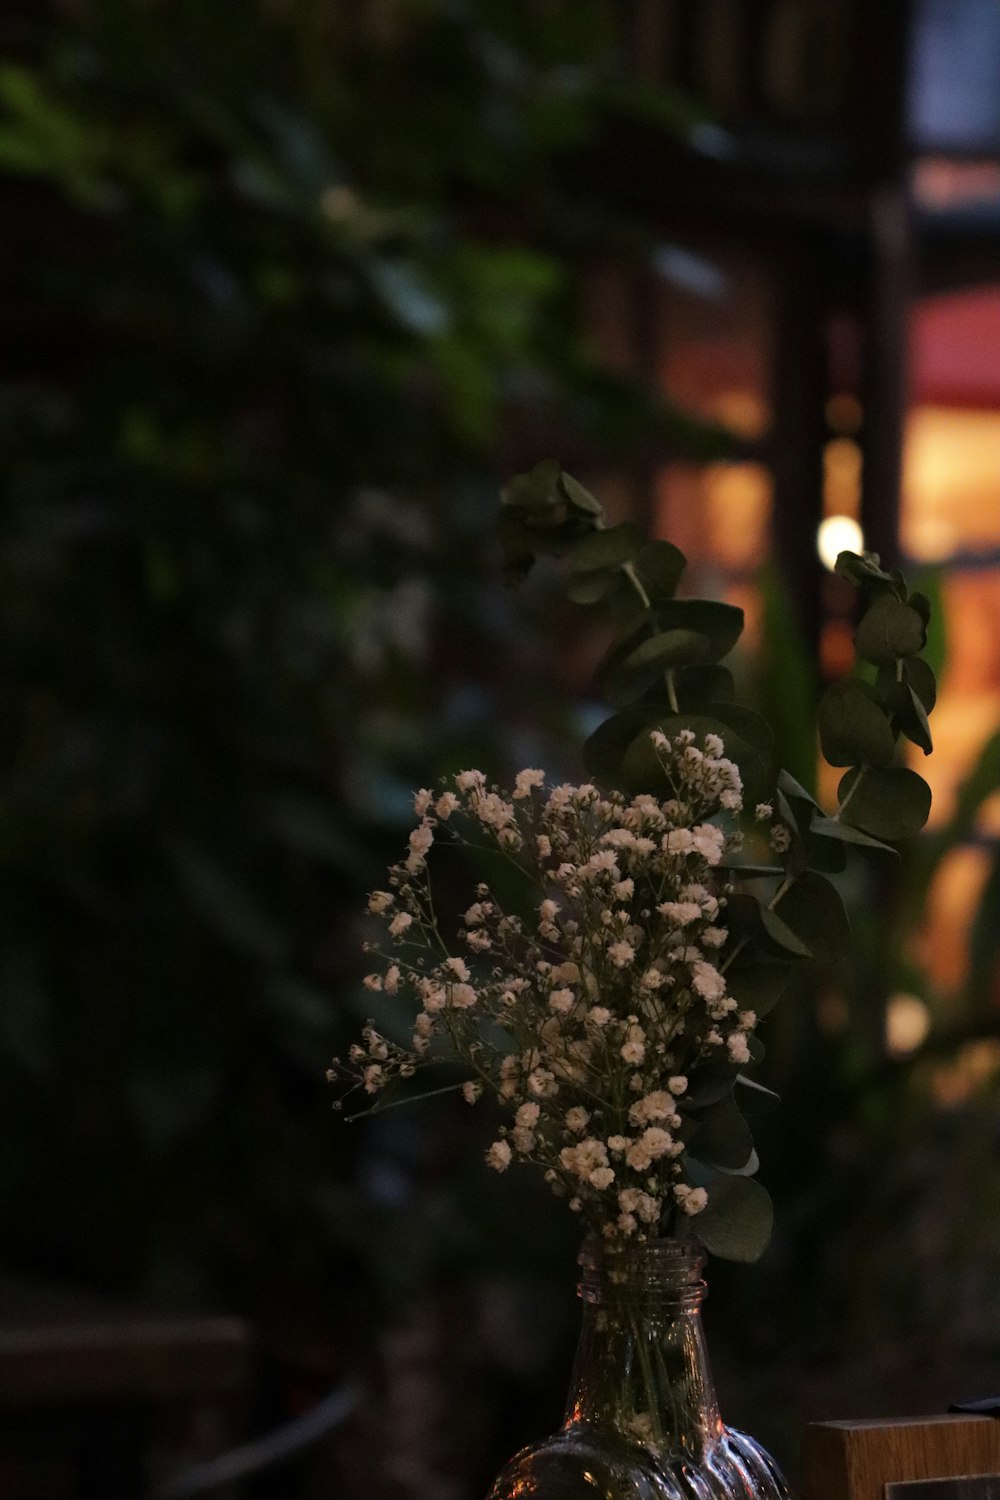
[632,538,686,604]
[729,892,811,958]
[582,704,664,784]
[501,459,563,515]
[818,679,895,767]
[908,590,932,627]
[565,567,616,605]
[904,655,937,712]
[837,766,932,840]
[777,768,822,817]
[695,1175,773,1263]
[683,1070,737,1110]
[559,471,604,517]
[808,815,897,856]
[855,596,926,665]
[688,1093,754,1170]
[759,904,812,957]
[834,551,895,588]
[653,598,744,662]
[567,520,643,573]
[721,964,791,1020]
[618,714,763,798]
[734,1075,781,1114]
[771,870,851,963]
[620,628,713,674]
[704,702,776,779]
[675,664,736,708]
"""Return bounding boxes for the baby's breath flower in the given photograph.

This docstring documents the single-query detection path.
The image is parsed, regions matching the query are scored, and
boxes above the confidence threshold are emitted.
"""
[607,940,636,969]
[338,751,766,1247]
[727,1033,751,1064]
[513,768,545,799]
[435,791,460,819]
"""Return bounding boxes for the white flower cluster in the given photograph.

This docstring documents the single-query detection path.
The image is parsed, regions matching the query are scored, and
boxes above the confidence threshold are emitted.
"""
[330,730,759,1243]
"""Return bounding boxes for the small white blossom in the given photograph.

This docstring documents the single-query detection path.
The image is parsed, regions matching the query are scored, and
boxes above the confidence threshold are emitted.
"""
[368,890,394,914]
[607,940,636,969]
[513,768,545,799]
[388,911,413,937]
[727,1033,751,1064]
[486,1140,512,1172]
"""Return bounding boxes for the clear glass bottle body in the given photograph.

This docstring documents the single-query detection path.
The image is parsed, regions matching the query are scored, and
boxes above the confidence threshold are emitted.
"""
[486,1237,791,1500]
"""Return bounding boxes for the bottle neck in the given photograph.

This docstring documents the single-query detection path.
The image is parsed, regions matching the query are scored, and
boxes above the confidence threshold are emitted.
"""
[564,1237,723,1458]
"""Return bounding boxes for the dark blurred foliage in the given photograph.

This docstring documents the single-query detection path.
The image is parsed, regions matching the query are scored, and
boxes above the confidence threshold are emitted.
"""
[0,0,737,1334]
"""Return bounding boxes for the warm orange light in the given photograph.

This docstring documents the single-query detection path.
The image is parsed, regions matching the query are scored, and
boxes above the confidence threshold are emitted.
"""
[700,462,771,571]
[885,993,932,1057]
[823,438,862,519]
[817,515,864,571]
[903,407,1000,560]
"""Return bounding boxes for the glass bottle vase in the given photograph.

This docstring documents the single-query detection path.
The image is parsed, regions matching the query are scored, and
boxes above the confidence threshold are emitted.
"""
[486,1236,791,1500]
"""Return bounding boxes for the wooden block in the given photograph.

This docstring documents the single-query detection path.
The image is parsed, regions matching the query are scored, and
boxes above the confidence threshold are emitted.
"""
[804,1417,1000,1500]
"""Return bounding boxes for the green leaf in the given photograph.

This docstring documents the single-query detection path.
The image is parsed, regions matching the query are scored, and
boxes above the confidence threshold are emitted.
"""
[567,520,642,572]
[734,1075,780,1114]
[818,679,895,768]
[674,665,735,708]
[632,538,686,603]
[559,471,604,517]
[729,893,811,958]
[501,459,563,516]
[838,766,932,840]
[565,567,617,605]
[803,824,847,874]
[874,666,934,753]
[582,705,664,784]
[689,1093,754,1170]
[759,903,812,957]
[905,656,938,714]
[695,1175,773,1263]
[618,714,765,800]
[771,870,851,964]
[725,964,791,1019]
[909,591,931,627]
[654,599,744,661]
[704,703,776,780]
[620,628,713,675]
[809,815,898,856]
[855,596,926,666]
[777,768,823,816]
[835,551,896,589]
[683,1071,737,1109]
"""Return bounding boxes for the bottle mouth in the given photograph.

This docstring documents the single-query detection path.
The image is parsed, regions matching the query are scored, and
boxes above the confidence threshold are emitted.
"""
[577,1234,707,1307]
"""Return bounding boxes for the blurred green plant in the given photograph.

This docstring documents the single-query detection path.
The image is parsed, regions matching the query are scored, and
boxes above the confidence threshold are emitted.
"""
[0,0,734,1317]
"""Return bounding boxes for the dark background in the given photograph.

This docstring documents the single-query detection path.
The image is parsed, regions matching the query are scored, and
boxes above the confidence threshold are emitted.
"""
[3,2,1000,1496]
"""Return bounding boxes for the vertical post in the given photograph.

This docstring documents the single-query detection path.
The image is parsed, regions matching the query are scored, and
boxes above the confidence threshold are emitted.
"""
[768,232,829,664]
[859,184,912,569]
